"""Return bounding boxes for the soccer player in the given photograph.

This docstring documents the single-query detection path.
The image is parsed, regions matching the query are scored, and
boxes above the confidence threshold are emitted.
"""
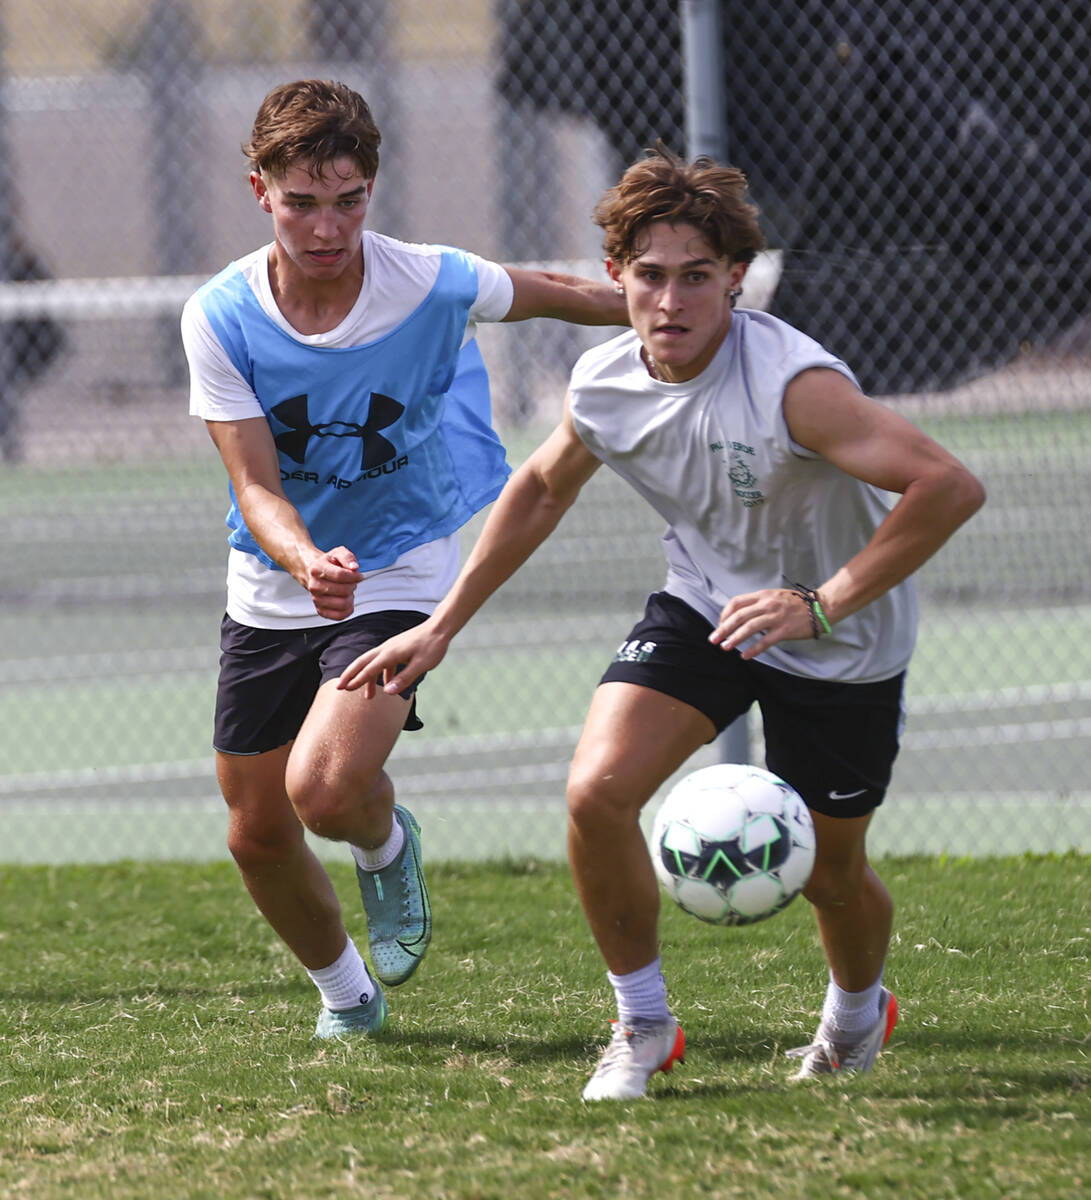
[181,79,627,1039]
[336,148,986,1096]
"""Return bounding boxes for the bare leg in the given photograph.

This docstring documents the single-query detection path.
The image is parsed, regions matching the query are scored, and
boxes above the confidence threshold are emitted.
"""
[804,809,892,991]
[285,678,433,988]
[566,682,715,975]
[217,745,348,971]
[284,678,413,848]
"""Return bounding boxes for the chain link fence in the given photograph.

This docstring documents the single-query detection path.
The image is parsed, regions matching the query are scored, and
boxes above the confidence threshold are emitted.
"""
[2,0,1089,863]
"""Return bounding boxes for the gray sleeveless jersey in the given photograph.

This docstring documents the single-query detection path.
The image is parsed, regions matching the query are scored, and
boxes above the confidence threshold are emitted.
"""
[568,310,917,683]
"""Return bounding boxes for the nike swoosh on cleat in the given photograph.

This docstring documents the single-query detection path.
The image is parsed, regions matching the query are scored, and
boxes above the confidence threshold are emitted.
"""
[397,922,429,952]
[828,788,868,800]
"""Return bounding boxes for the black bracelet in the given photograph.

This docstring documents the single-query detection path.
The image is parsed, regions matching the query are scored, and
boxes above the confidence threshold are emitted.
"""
[785,579,832,639]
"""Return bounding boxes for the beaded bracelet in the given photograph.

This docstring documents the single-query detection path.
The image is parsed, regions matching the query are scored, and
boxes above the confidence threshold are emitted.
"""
[785,579,833,639]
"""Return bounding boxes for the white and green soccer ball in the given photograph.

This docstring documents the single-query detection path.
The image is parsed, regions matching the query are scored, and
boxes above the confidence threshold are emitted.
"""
[651,763,816,926]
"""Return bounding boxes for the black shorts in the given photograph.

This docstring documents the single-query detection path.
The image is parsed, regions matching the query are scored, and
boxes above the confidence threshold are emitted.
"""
[600,592,905,818]
[213,609,429,757]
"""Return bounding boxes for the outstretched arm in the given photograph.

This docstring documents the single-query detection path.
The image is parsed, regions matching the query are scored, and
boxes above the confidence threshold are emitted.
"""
[502,266,628,326]
[711,368,986,659]
[338,398,602,694]
[205,417,363,621]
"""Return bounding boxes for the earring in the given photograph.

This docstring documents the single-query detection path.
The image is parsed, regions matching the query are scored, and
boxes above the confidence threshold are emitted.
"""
[730,287,743,299]
[614,283,624,295]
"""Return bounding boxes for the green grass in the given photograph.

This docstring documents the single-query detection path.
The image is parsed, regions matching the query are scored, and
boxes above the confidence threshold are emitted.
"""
[1,856,1087,1198]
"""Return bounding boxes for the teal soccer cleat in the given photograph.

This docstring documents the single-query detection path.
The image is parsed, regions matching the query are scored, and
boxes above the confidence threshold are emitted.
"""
[356,805,432,986]
[314,985,388,1039]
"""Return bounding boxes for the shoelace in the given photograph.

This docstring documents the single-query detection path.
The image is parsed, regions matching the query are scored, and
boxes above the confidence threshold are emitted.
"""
[595,1026,640,1071]
[599,1022,667,1066]
[369,850,411,914]
[785,1038,839,1067]
[787,1032,881,1070]
[368,863,410,917]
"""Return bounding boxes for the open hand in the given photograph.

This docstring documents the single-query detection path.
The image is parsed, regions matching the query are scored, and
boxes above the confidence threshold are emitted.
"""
[708,587,817,660]
[337,619,452,696]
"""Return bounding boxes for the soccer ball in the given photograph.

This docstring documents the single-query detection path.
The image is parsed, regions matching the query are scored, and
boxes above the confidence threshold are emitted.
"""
[651,763,816,926]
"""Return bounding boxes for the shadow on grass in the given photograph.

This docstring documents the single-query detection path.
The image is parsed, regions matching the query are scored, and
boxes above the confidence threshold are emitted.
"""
[367,1023,592,1062]
[0,976,314,1006]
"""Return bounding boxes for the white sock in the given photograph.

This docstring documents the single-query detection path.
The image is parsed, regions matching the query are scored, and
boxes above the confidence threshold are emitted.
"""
[608,957,671,1026]
[820,971,883,1039]
[351,814,405,872]
[307,938,376,1011]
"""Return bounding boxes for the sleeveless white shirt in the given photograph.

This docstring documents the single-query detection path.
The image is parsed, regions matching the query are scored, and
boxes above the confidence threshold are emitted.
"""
[568,310,917,683]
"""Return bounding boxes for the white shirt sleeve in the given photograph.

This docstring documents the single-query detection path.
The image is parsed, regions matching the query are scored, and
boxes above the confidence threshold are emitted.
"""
[181,293,264,422]
[467,255,515,323]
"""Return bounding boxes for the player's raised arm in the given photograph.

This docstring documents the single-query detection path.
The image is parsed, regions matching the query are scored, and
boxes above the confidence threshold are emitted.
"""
[710,367,986,659]
[204,416,363,621]
[501,265,629,326]
[783,368,985,618]
[338,396,602,695]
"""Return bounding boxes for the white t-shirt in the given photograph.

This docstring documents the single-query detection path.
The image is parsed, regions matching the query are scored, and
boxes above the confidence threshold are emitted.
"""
[183,231,514,628]
[568,310,918,683]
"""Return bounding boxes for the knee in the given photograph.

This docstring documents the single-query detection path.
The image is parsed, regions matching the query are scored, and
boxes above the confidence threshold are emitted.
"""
[566,763,641,834]
[803,852,878,912]
[227,812,303,875]
[287,774,355,840]
[284,762,389,841]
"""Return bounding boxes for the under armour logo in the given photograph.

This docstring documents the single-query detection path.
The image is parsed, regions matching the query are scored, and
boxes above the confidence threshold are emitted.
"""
[271,392,405,471]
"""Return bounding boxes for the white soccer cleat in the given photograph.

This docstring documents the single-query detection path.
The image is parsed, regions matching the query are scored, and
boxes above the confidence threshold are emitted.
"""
[581,1016,686,1101]
[787,988,899,1077]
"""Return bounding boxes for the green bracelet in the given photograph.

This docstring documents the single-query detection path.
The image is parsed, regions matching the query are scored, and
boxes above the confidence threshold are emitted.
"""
[811,598,833,637]
[785,578,832,640]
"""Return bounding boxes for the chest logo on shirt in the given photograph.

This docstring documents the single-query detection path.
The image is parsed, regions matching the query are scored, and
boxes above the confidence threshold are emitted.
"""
[271,391,406,472]
[710,440,765,509]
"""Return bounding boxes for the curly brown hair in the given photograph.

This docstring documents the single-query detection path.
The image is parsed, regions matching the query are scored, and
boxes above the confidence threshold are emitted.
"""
[243,79,381,181]
[594,147,765,266]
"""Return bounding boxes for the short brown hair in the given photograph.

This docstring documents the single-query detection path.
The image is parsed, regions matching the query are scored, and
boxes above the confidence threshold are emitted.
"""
[594,148,765,266]
[243,79,381,181]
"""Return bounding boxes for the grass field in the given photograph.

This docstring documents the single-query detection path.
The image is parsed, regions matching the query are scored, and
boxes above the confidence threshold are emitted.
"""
[1,855,1087,1198]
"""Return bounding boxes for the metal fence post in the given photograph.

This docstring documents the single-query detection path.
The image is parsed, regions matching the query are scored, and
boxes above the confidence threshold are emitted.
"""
[681,0,750,765]
[681,0,727,160]
[140,0,203,385]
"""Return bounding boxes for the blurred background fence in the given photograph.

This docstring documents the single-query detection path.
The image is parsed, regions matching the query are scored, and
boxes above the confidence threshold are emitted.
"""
[1,0,1089,863]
